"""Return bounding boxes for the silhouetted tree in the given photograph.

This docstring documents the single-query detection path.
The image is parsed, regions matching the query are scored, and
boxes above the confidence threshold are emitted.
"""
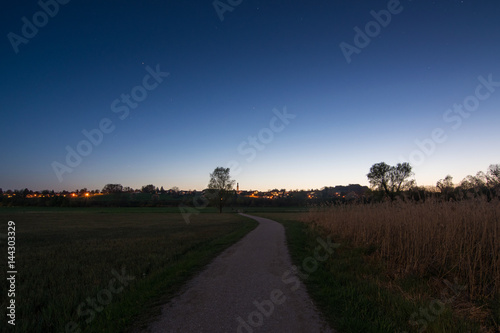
[487,164,500,198]
[141,184,156,194]
[102,184,123,194]
[207,167,235,213]
[487,164,500,187]
[367,162,414,200]
[437,175,454,200]
[459,164,500,199]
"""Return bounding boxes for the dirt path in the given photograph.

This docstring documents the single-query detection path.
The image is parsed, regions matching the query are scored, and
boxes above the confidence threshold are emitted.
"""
[140,213,334,333]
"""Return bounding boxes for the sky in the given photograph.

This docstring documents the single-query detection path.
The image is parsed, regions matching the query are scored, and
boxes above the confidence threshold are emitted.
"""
[1,0,499,192]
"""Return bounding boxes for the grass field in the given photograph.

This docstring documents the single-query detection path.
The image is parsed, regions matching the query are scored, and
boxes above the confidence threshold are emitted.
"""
[254,209,498,333]
[0,208,257,333]
[2,203,497,332]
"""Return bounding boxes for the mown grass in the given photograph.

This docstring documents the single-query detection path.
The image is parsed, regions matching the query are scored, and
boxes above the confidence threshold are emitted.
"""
[254,212,487,333]
[0,208,257,333]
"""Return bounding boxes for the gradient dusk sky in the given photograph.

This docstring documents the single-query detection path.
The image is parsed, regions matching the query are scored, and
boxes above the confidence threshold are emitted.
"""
[1,0,499,192]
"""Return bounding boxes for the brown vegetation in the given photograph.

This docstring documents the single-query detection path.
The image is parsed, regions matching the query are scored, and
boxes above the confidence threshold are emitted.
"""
[302,198,500,303]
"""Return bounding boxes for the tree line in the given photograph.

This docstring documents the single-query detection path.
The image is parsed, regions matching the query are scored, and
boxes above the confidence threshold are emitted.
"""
[366,162,500,202]
[1,163,498,208]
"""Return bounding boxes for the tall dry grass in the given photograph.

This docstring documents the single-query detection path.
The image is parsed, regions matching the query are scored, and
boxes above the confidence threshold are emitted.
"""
[302,198,500,302]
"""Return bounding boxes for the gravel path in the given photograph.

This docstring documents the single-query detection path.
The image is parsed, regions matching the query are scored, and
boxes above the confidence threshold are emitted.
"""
[141,213,334,333]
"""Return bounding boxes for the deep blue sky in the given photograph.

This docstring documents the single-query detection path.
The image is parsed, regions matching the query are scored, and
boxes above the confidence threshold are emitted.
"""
[1,0,499,191]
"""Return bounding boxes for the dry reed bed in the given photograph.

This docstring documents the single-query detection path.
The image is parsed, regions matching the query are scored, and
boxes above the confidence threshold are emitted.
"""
[302,198,500,301]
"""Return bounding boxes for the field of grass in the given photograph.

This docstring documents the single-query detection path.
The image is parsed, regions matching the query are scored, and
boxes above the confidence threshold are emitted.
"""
[2,203,497,332]
[255,206,498,333]
[0,208,257,333]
